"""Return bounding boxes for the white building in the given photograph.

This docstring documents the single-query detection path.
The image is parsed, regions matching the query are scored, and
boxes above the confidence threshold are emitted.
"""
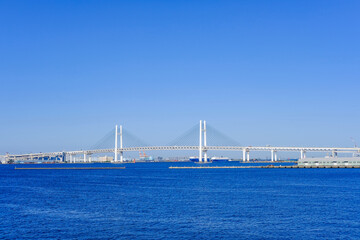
[0,155,7,164]
[298,156,360,167]
[98,156,114,162]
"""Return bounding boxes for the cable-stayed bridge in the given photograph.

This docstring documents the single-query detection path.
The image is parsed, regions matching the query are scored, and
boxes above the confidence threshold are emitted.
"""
[5,121,360,163]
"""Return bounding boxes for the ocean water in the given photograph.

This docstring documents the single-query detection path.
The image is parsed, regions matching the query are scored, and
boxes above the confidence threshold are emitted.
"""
[1,162,360,240]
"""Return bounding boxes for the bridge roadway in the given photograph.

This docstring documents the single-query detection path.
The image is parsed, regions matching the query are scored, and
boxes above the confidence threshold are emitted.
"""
[8,145,360,158]
[69,145,360,155]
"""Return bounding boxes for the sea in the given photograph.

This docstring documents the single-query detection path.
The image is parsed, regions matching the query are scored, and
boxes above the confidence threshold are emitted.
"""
[1,162,360,240]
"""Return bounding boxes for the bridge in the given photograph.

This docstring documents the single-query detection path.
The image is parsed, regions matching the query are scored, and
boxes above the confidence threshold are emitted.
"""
[4,121,360,163]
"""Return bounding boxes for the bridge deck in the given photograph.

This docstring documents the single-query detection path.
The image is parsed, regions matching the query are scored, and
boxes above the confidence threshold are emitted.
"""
[7,145,360,160]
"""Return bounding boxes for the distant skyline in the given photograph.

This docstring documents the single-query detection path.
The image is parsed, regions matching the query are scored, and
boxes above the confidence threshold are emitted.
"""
[1,1,360,155]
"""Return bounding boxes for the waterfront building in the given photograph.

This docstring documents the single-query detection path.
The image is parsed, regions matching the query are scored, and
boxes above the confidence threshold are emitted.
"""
[98,156,114,162]
[298,157,360,167]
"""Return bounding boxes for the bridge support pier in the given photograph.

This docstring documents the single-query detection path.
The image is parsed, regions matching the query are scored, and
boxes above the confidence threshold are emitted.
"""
[301,150,306,159]
[242,149,246,162]
[274,151,278,161]
[247,151,250,162]
[83,152,87,163]
[332,150,338,158]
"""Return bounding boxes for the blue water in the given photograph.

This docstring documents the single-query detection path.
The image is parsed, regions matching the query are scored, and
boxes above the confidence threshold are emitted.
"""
[1,162,360,239]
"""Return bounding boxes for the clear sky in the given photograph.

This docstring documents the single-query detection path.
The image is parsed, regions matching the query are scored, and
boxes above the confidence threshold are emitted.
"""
[1,0,360,155]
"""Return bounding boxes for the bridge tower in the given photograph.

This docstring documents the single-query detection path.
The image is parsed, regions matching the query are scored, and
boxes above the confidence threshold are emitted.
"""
[199,120,202,162]
[114,125,124,163]
[203,120,207,163]
[115,125,118,162]
[120,125,123,162]
[199,120,207,163]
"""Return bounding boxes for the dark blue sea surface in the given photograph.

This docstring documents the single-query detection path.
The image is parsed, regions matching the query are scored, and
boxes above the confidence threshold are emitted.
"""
[1,162,360,239]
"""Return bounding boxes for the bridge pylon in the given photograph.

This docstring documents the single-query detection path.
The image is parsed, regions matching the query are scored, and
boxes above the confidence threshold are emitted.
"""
[120,125,123,162]
[115,125,118,162]
[199,120,207,162]
[114,125,123,163]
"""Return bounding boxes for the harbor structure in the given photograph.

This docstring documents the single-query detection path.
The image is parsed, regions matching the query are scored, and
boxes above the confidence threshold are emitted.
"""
[298,156,360,167]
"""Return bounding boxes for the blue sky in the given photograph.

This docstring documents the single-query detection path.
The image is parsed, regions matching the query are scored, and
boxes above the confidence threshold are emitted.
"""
[1,0,360,154]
